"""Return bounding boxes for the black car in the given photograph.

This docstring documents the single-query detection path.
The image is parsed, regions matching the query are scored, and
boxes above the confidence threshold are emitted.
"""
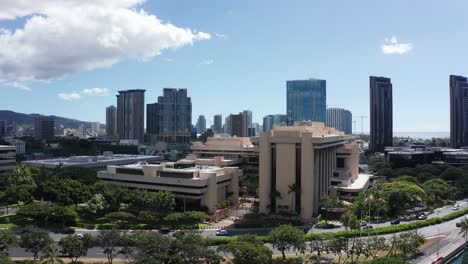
[362,225,373,230]
[390,220,400,225]
[159,228,171,234]
[61,228,75,234]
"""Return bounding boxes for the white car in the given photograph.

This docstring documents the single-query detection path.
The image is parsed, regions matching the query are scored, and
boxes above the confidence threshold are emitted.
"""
[76,233,84,238]
[215,230,228,236]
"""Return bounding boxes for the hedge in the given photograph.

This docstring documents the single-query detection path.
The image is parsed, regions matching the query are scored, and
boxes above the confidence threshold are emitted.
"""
[207,207,468,245]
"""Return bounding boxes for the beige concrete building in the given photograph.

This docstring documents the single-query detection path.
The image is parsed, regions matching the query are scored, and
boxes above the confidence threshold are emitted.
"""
[259,122,368,221]
[97,161,241,213]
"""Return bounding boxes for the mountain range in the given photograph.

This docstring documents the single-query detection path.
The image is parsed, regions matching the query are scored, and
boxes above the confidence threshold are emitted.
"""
[0,110,94,129]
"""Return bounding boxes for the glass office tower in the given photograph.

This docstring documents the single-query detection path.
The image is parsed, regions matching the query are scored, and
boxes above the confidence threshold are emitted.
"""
[286,79,326,124]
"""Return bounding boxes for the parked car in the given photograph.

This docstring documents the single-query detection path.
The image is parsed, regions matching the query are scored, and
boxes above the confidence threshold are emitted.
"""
[390,219,400,225]
[216,230,229,236]
[456,222,462,228]
[453,204,460,211]
[359,221,368,227]
[76,233,84,238]
[362,225,373,230]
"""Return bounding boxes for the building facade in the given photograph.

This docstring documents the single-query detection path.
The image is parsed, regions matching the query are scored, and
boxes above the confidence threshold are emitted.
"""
[263,115,274,132]
[213,115,223,134]
[450,75,468,148]
[34,116,54,141]
[146,88,192,144]
[274,114,287,127]
[106,106,117,139]
[117,89,145,142]
[23,152,163,170]
[0,145,16,177]
[5,139,25,155]
[230,112,247,137]
[326,108,352,134]
[259,122,367,221]
[286,79,327,124]
[369,76,393,152]
[98,162,241,213]
[196,115,207,134]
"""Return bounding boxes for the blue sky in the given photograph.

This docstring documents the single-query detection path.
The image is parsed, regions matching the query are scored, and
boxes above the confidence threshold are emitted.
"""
[0,0,466,132]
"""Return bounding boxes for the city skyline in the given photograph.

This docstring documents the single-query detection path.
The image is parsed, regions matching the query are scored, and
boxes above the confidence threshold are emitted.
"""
[0,1,467,132]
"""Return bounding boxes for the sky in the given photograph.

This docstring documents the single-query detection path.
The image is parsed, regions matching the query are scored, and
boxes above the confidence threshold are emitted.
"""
[0,0,466,132]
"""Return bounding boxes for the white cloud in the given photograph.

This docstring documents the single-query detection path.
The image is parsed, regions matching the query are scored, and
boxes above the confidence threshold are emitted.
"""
[3,81,31,91]
[82,87,109,96]
[58,92,81,100]
[0,0,211,81]
[214,32,228,39]
[199,59,214,65]
[382,36,413,55]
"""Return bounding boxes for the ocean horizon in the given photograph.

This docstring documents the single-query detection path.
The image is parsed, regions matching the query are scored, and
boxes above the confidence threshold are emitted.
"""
[358,132,450,139]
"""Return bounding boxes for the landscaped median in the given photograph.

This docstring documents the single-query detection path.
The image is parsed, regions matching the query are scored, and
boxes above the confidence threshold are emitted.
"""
[206,208,468,245]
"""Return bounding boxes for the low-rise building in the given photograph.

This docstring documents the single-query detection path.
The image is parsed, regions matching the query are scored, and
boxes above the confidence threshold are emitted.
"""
[0,145,16,176]
[5,139,26,155]
[23,152,163,170]
[259,122,369,221]
[97,162,242,213]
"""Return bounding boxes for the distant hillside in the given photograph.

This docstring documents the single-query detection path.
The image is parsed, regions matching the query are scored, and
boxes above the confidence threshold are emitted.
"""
[0,110,94,129]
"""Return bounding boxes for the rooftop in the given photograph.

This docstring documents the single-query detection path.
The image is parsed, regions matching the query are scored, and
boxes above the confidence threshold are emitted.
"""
[24,153,162,166]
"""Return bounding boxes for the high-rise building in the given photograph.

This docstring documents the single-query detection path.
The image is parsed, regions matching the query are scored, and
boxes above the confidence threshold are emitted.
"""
[274,114,287,126]
[263,115,274,132]
[106,105,117,139]
[286,79,327,124]
[146,88,192,144]
[117,89,145,142]
[243,110,253,135]
[248,127,256,137]
[224,116,231,135]
[369,76,393,152]
[230,112,247,137]
[450,75,468,148]
[91,122,100,134]
[213,115,223,134]
[78,124,86,139]
[196,115,207,134]
[326,108,352,134]
[34,116,54,141]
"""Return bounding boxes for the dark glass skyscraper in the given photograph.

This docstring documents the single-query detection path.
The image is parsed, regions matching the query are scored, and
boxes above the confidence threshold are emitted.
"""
[146,88,192,144]
[213,115,222,134]
[369,76,393,152]
[106,105,117,139]
[450,75,468,148]
[117,89,145,142]
[34,116,54,141]
[287,79,326,124]
[230,112,247,137]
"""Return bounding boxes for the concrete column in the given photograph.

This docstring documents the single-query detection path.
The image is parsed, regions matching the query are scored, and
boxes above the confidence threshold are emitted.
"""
[259,132,271,214]
[300,132,314,220]
[225,167,240,198]
[201,172,217,213]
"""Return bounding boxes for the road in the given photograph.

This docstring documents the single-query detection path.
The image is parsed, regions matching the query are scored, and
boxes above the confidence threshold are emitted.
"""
[6,200,468,260]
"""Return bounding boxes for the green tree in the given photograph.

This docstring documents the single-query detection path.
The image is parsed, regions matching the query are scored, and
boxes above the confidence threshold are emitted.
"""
[121,231,171,263]
[19,227,53,262]
[440,166,464,181]
[86,193,108,213]
[218,239,272,264]
[309,237,328,264]
[396,231,425,258]
[41,177,91,207]
[42,244,65,264]
[59,234,95,263]
[4,184,36,204]
[380,181,427,215]
[55,167,97,185]
[423,178,451,203]
[0,229,18,252]
[170,233,221,264]
[329,237,347,264]
[164,211,208,229]
[268,224,306,260]
[0,252,14,264]
[364,256,409,264]
[395,175,418,184]
[97,229,124,264]
[4,164,36,186]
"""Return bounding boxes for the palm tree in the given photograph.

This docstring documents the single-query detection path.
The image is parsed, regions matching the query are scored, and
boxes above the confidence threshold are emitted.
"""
[41,244,64,264]
[458,217,468,242]
[288,183,297,214]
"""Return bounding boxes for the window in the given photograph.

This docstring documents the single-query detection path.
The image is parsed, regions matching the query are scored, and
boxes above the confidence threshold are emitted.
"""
[337,158,345,168]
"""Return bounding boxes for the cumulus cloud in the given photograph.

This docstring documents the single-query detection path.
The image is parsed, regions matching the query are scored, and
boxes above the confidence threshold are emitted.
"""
[58,92,81,100]
[0,0,211,81]
[3,81,31,91]
[382,36,413,55]
[82,87,110,96]
[199,59,214,65]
